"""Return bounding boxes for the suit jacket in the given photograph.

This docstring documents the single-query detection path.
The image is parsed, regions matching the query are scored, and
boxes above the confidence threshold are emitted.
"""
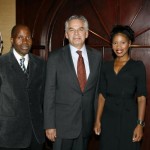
[44,45,102,139]
[0,49,45,148]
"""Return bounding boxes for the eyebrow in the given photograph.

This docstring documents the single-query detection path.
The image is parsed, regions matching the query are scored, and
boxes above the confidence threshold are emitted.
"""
[68,27,84,29]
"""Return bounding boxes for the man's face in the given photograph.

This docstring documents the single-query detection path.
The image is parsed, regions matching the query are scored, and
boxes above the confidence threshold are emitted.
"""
[65,19,88,49]
[11,26,32,56]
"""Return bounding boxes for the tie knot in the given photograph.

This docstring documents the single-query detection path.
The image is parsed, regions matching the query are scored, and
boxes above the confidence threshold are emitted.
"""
[76,50,82,56]
[20,57,25,63]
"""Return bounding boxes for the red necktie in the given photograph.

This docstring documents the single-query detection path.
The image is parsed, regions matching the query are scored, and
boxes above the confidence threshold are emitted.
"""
[77,50,87,92]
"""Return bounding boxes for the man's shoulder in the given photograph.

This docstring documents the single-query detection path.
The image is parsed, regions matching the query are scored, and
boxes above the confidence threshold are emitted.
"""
[86,46,102,59]
[48,45,69,58]
[86,46,101,53]
[29,53,45,64]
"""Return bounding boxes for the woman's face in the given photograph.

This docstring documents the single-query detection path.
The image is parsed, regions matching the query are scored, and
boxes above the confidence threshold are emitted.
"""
[112,33,131,58]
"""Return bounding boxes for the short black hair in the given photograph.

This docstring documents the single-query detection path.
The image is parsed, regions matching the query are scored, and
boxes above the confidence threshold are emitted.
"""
[11,24,31,38]
[110,25,135,43]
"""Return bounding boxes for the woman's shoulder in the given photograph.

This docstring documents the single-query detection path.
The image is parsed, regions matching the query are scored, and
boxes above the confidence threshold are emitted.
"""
[129,59,146,73]
[130,59,145,67]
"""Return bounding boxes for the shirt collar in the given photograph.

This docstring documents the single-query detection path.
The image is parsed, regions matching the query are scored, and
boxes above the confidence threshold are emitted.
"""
[13,48,29,62]
[69,44,86,56]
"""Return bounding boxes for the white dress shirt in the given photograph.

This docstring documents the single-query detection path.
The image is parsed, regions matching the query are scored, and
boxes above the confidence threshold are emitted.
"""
[13,48,29,69]
[70,44,90,79]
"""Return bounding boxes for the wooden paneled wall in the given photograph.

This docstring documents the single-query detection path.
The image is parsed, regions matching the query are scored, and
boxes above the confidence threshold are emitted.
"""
[0,0,16,54]
[16,0,150,149]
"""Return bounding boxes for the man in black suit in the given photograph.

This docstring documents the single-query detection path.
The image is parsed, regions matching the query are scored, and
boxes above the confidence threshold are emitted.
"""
[0,25,45,150]
[44,15,102,150]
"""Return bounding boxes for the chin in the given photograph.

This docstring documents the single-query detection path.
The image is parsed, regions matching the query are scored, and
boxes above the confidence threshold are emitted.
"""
[21,50,29,55]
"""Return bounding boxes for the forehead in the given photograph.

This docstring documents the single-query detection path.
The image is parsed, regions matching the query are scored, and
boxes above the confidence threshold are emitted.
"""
[113,33,129,40]
[13,26,31,36]
[68,19,84,28]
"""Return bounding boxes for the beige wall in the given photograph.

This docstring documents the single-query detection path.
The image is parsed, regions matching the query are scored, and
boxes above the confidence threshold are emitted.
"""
[0,0,16,54]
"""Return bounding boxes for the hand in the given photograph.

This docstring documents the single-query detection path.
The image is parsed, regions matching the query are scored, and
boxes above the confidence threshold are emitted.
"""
[94,121,101,135]
[132,125,143,142]
[46,129,57,142]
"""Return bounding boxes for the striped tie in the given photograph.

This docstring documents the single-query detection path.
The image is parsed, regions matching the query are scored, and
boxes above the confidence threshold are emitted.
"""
[20,57,27,73]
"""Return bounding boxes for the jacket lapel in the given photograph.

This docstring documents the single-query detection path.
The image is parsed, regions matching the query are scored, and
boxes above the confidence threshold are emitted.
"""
[9,50,28,86]
[84,47,96,91]
[62,45,81,92]
[9,50,37,88]
[26,54,37,87]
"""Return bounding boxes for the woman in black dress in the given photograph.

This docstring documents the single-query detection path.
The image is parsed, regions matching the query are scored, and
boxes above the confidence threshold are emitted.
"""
[94,25,147,150]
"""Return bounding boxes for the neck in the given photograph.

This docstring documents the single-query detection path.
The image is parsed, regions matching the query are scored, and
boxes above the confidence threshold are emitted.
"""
[115,56,130,62]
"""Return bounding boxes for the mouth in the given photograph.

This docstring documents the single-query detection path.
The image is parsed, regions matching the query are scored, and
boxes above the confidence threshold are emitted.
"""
[73,38,81,42]
[116,49,123,54]
[21,45,31,50]
[74,37,80,40]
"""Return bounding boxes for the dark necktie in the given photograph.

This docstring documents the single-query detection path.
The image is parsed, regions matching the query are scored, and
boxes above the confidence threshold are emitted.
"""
[20,57,27,73]
[77,50,87,92]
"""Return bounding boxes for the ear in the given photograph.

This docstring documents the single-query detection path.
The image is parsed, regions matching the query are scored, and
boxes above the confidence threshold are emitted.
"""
[10,38,13,44]
[65,32,68,39]
[85,31,89,39]
[129,40,131,47]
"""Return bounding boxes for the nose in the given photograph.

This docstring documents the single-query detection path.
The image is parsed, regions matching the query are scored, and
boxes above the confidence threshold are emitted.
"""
[74,30,79,35]
[22,37,28,44]
[116,43,121,48]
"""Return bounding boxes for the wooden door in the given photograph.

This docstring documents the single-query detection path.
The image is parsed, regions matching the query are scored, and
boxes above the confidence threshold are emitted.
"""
[16,0,150,149]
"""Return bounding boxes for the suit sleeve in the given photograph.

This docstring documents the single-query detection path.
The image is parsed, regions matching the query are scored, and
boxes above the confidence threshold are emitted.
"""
[99,62,107,99]
[94,52,102,116]
[44,53,57,129]
[40,60,46,110]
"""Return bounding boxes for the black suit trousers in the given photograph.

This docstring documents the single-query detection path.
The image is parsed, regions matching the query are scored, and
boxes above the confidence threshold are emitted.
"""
[53,132,89,150]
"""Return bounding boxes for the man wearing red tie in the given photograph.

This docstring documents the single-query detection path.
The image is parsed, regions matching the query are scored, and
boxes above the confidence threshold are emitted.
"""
[44,15,102,150]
